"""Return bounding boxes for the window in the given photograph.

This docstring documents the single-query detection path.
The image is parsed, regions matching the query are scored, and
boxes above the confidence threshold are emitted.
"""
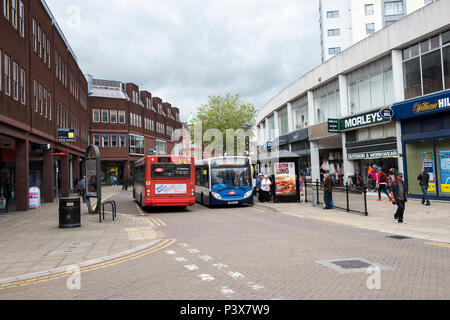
[3,0,9,19]
[156,140,167,155]
[42,33,46,63]
[111,135,118,148]
[102,134,109,148]
[33,80,38,112]
[118,110,126,123]
[444,46,450,90]
[424,0,433,4]
[11,0,17,28]
[421,49,443,95]
[328,29,340,37]
[43,88,47,118]
[366,23,375,35]
[328,47,341,55]
[93,134,100,146]
[18,1,24,36]
[326,10,339,18]
[92,109,100,123]
[120,135,126,148]
[110,110,117,123]
[4,54,11,96]
[292,95,309,130]
[365,4,374,15]
[20,68,25,104]
[101,110,109,123]
[32,19,37,51]
[385,20,395,27]
[47,40,51,68]
[385,1,403,16]
[48,93,51,120]
[39,84,43,115]
[314,80,340,123]
[278,107,289,136]
[38,26,42,58]
[12,62,18,100]
[129,134,144,155]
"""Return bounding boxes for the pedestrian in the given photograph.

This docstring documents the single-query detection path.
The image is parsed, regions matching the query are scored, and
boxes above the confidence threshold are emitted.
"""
[299,175,304,203]
[76,177,82,196]
[323,173,333,210]
[122,176,129,191]
[261,175,272,203]
[370,166,377,191]
[390,172,407,224]
[255,174,263,202]
[80,176,86,198]
[417,169,431,206]
[377,168,391,202]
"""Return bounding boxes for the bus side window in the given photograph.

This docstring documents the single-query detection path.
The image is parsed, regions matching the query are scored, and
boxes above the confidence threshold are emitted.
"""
[203,166,209,188]
[195,167,201,186]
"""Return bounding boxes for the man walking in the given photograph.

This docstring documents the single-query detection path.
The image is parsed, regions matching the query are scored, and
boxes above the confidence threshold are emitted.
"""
[323,173,333,210]
[261,175,272,203]
[377,168,391,201]
[418,169,431,206]
[255,174,263,202]
[390,173,407,224]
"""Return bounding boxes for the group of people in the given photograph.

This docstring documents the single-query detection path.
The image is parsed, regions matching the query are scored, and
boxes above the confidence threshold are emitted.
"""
[255,174,273,203]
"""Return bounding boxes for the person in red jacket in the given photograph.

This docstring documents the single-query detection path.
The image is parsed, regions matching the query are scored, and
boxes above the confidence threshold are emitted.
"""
[377,168,392,201]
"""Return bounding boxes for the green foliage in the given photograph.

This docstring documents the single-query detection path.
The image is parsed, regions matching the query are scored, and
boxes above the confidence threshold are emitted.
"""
[189,93,257,155]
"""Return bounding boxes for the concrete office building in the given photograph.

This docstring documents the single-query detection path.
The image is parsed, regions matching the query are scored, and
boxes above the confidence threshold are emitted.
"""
[320,0,437,62]
[257,0,450,200]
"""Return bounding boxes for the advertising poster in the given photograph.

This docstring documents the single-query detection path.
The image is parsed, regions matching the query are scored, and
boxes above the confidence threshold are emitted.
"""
[422,152,436,192]
[439,151,450,193]
[274,163,296,196]
[155,184,187,195]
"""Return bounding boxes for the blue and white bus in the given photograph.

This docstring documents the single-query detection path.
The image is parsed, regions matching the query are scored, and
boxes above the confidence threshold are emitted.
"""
[195,156,254,206]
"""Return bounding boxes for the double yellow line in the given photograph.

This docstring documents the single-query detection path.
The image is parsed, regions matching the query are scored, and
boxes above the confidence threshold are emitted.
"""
[0,238,176,290]
[135,203,167,227]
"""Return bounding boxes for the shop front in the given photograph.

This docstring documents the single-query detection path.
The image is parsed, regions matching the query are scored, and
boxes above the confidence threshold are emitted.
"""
[392,90,450,200]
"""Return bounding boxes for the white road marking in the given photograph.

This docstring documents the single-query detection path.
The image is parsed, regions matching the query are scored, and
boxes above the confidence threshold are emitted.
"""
[198,274,215,282]
[220,286,236,295]
[178,243,190,248]
[188,249,200,254]
[175,257,187,262]
[228,271,245,279]
[184,265,199,271]
[165,250,177,255]
[213,263,228,270]
[199,255,214,262]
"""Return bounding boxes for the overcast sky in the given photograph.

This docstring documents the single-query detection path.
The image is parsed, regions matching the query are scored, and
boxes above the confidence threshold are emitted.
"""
[46,0,321,122]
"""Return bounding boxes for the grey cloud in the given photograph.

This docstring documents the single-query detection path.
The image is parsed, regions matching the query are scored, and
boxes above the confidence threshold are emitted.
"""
[46,0,321,121]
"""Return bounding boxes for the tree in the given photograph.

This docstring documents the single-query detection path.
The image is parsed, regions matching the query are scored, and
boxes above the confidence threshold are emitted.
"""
[189,93,257,157]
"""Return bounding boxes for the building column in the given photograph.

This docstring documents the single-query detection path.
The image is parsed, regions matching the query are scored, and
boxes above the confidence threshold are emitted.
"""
[339,74,353,182]
[42,146,54,203]
[392,49,405,175]
[287,102,293,133]
[15,138,29,211]
[73,155,80,184]
[342,133,354,184]
[310,141,320,182]
[60,153,70,198]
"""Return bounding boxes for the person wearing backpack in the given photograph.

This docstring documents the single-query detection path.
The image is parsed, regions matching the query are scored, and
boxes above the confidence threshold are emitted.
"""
[390,173,407,224]
[377,168,391,202]
[417,169,431,206]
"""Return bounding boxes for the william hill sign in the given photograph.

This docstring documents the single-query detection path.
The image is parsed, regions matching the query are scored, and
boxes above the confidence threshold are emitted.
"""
[328,110,390,133]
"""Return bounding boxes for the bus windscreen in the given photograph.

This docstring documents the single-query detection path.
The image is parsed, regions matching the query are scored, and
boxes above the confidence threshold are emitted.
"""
[211,167,252,188]
[151,164,191,179]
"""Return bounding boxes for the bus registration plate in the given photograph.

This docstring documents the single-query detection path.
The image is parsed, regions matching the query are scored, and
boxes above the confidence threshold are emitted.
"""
[228,201,238,205]
[155,184,187,195]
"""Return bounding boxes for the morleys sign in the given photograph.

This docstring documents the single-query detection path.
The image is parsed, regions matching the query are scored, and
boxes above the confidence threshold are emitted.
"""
[328,110,390,133]
[392,90,450,121]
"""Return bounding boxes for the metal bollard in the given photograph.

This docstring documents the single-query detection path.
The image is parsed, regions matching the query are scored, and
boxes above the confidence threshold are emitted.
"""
[346,183,350,212]
[363,185,368,216]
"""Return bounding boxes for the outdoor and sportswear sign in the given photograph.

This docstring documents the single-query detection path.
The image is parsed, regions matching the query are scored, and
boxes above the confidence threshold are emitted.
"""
[391,90,450,121]
[328,110,390,133]
[347,150,398,160]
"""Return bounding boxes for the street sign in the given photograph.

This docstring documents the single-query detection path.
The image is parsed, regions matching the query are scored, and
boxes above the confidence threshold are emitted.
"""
[328,119,339,133]
[58,129,76,143]
[149,148,157,155]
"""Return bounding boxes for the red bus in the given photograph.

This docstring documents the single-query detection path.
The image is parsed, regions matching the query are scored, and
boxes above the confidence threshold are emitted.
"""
[133,155,195,208]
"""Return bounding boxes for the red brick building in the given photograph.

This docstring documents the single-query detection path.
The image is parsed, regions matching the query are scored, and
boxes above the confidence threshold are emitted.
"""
[0,0,89,211]
[87,77,183,185]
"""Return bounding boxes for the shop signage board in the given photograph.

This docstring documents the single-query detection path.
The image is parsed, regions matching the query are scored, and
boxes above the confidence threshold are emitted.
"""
[439,151,450,193]
[422,152,436,192]
[347,150,398,160]
[57,129,76,143]
[391,90,450,121]
[328,110,390,133]
[274,162,296,196]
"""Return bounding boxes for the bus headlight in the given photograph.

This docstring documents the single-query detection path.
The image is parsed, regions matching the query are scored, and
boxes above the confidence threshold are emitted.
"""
[244,190,253,198]
[212,192,222,200]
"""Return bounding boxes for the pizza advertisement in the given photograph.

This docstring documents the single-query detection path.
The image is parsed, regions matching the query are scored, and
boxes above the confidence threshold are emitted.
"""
[274,163,297,196]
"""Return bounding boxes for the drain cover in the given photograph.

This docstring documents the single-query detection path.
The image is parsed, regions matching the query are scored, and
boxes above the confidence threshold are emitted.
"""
[49,242,93,255]
[316,258,395,274]
[387,235,410,240]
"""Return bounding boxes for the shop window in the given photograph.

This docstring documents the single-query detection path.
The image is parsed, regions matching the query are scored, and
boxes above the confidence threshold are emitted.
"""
[405,141,436,196]
[436,139,450,196]
[129,134,144,155]
[421,50,443,95]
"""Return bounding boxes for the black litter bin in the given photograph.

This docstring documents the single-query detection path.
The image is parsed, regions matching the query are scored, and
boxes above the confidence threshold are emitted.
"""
[59,197,81,228]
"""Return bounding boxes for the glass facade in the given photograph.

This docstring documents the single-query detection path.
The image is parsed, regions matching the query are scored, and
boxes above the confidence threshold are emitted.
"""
[314,79,340,124]
[129,134,144,155]
[403,30,450,99]
[347,55,394,115]
[291,95,308,130]
[278,107,289,136]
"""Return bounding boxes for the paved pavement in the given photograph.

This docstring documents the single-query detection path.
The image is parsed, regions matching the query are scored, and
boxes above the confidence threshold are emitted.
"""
[0,187,162,283]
